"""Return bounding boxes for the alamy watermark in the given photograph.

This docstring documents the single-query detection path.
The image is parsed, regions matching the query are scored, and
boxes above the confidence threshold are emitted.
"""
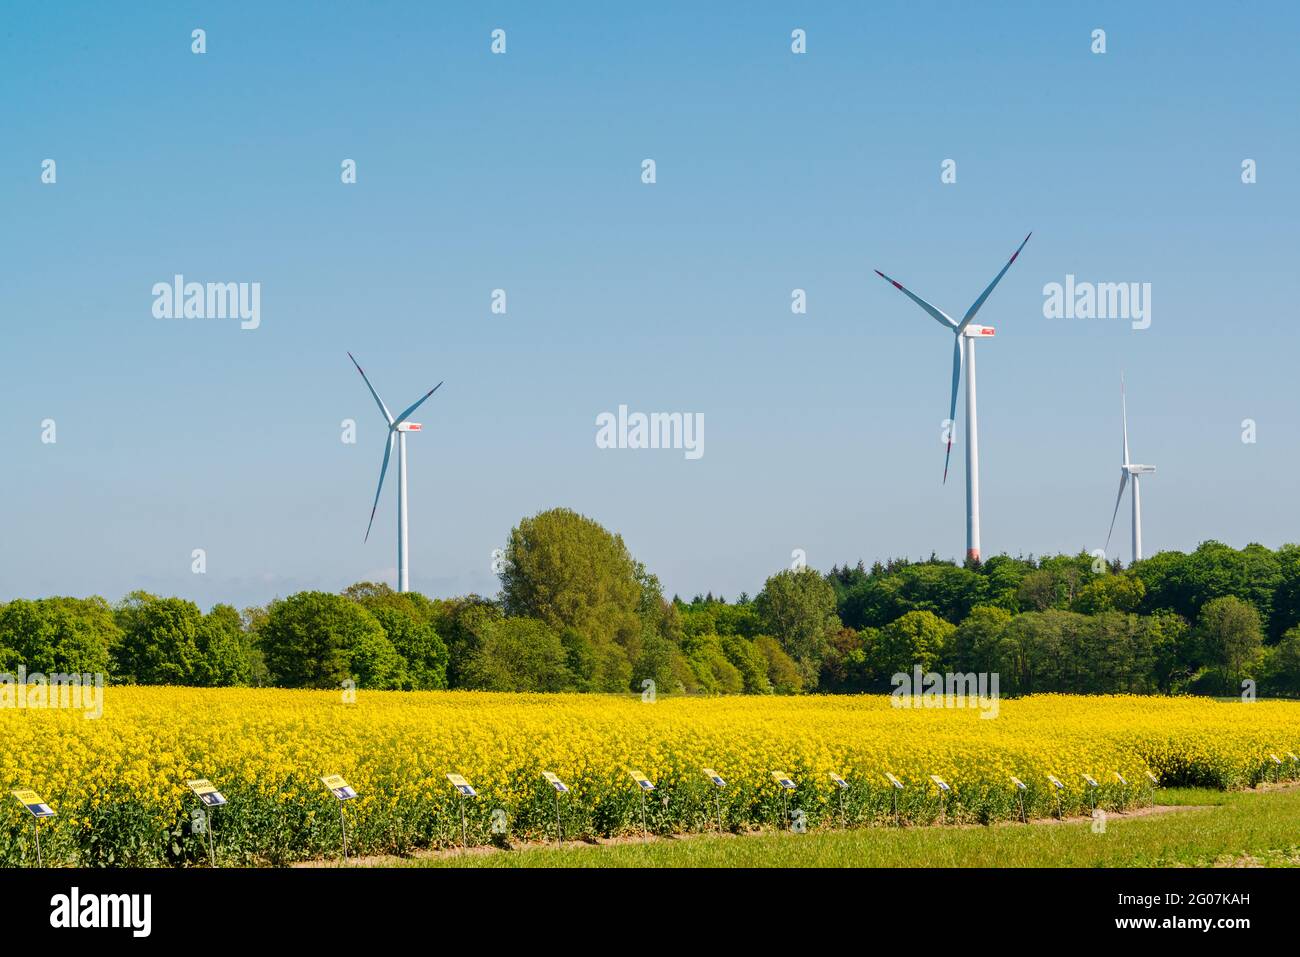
[891,666,1000,719]
[152,275,261,330]
[1042,275,1150,330]
[595,405,704,460]
[1,668,104,719]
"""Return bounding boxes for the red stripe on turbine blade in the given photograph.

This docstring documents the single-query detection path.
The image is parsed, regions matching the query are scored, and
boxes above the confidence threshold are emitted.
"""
[892,281,903,290]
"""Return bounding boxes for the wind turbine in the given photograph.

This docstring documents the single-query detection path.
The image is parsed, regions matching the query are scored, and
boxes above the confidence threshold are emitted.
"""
[1106,375,1155,564]
[874,233,1032,562]
[348,352,443,593]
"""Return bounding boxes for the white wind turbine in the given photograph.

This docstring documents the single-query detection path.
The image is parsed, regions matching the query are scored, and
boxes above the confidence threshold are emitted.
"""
[874,233,1032,562]
[348,352,443,593]
[1106,375,1155,564]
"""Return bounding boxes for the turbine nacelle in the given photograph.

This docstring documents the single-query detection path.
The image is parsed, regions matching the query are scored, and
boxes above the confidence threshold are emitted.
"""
[962,324,995,339]
[395,422,422,432]
[1125,464,1155,475]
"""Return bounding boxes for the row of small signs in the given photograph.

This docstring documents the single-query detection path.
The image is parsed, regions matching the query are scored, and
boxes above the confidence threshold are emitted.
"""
[16,752,1299,820]
[1,769,1148,822]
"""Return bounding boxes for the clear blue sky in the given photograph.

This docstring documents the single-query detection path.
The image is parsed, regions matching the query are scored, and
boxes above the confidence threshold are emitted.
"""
[2,2,1296,609]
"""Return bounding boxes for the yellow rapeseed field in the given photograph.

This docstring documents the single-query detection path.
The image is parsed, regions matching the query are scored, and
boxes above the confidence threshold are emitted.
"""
[2,689,1298,865]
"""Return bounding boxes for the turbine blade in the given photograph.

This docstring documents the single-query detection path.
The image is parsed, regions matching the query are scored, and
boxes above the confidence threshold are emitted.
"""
[348,352,395,426]
[873,269,957,330]
[364,432,395,542]
[1120,373,1130,465]
[1105,471,1129,552]
[395,381,444,425]
[958,232,1032,330]
[943,336,962,484]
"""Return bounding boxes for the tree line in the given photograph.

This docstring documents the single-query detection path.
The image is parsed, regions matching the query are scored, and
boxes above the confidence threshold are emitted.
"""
[2,508,1298,697]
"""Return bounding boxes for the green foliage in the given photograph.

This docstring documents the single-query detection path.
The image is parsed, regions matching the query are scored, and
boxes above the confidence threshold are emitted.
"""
[430,595,502,688]
[1259,626,1300,696]
[344,584,449,690]
[870,610,955,677]
[753,635,803,694]
[755,568,840,688]
[461,617,573,692]
[258,591,397,689]
[0,596,117,675]
[3,529,1298,699]
[838,562,987,629]
[500,507,642,648]
[193,604,253,686]
[1195,595,1264,693]
[819,627,872,693]
[950,605,1013,675]
[1071,572,1146,614]
[720,634,772,694]
[1133,541,1281,630]
[113,593,204,684]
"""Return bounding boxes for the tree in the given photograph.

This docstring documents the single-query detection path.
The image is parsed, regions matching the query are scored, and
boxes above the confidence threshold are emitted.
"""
[113,594,204,684]
[871,610,955,678]
[1260,626,1300,695]
[1196,596,1263,693]
[950,606,1012,675]
[193,604,253,686]
[686,636,745,695]
[754,568,840,687]
[259,591,399,689]
[367,606,447,690]
[343,584,448,690]
[1072,573,1146,614]
[820,627,872,693]
[461,617,573,692]
[753,635,803,694]
[1270,544,1300,639]
[631,628,680,696]
[430,595,503,688]
[559,627,598,691]
[500,508,642,649]
[1142,611,1193,693]
[1134,541,1278,627]
[720,634,772,694]
[0,597,118,676]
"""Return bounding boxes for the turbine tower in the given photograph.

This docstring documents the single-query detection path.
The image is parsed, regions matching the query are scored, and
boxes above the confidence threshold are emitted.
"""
[348,353,443,592]
[874,233,1032,562]
[1106,375,1156,564]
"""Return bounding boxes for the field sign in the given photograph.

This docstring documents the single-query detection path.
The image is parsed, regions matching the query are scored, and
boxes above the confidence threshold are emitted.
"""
[11,790,55,818]
[1288,752,1299,762]
[702,768,726,788]
[447,773,477,797]
[1082,774,1099,787]
[884,772,904,790]
[628,769,654,791]
[186,779,228,807]
[1010,776,1027,791]
[1144,770,1159,783]
[929,775,951,792]
[770,771,796,790]
[1046,774,1064,791]
[541,771,568,793]
[321,774,358,801]
[1114,772,1128,785]
[1269,753,1283,765]
[829,772,849,790]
